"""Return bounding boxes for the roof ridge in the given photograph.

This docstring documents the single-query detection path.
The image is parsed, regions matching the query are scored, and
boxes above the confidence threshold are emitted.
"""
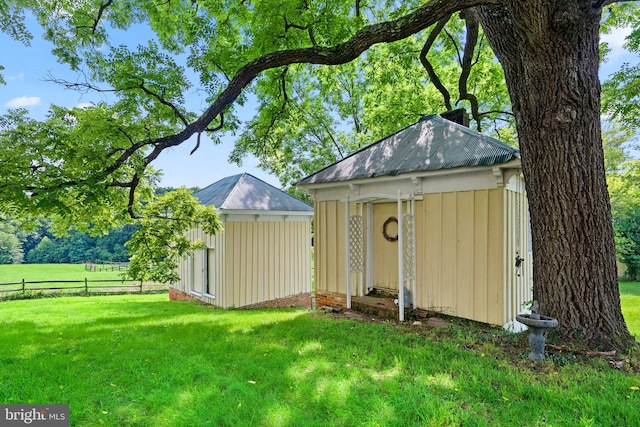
[297,117,428,184]
[435,115,519,154]
[221,173,246,209]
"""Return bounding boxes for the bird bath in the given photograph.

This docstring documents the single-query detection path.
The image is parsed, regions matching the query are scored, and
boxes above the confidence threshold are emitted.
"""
[516,302,558,362]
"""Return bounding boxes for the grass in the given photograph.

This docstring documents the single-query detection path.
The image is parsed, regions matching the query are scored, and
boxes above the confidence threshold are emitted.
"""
[1,294,639,426]
[0,264,143,298]
[620,282,640,338]
[0,263,126,283]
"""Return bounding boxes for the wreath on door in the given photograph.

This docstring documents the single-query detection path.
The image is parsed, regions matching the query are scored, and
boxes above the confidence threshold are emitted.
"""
[382,216,398,242]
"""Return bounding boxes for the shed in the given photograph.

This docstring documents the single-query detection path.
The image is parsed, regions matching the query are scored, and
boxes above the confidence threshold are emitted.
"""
[170,173,314,309]
[297,114,532,327]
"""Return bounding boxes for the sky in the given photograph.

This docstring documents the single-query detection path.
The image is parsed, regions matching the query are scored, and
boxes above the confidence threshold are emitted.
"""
[1,17,638,190]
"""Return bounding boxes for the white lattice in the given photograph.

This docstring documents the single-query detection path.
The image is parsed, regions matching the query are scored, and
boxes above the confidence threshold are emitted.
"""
[402,213,415,279]
[349,215,364,272]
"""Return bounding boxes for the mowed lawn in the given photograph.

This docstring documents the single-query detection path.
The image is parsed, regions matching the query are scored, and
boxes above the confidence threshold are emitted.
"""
[0,263,126,283]
[0,292,639,426]
[620,282,640,337]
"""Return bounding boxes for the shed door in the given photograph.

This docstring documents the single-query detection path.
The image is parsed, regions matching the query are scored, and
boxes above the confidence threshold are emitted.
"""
[191,249,206,294]
[206,248,216,296]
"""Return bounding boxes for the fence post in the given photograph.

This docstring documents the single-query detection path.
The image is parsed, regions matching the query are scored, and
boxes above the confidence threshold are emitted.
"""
[22,278,25,295]
[85,278,88,293]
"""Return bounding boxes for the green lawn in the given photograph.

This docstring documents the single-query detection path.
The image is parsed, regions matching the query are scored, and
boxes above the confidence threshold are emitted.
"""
[0,263,126,283]
[620,282,640,338]
[0,264,138,296]
[0,293,639,426]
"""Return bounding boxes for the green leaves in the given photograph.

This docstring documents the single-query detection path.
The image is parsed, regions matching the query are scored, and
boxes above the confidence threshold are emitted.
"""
[126,188,221,283]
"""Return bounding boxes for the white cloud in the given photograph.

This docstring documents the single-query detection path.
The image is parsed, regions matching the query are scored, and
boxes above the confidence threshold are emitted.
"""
[5,96,41,108]
[7,72,24,81]
[601,26,633,61]
[75,102,95,109]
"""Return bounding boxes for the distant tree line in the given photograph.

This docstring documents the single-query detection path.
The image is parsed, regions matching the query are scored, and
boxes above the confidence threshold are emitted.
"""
[0,218,137,264]
[0,187,198,264]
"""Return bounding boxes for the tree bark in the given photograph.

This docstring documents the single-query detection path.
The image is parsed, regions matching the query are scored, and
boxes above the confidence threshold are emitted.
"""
[476,0,633,350]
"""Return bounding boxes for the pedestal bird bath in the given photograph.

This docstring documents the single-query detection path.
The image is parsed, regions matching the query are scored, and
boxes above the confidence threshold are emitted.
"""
[516,302,558,361]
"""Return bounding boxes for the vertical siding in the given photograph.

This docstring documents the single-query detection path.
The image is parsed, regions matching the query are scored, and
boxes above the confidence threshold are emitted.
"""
[222,221,312,308]
[503,187,533,325]
[315,200,349,295]
[312,186,531,326]
[487,189,505,325]
[418,189,506,324]
[174,226,225,305]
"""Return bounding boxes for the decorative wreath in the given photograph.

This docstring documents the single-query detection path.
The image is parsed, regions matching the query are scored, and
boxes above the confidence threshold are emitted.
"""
[382,216,399,242]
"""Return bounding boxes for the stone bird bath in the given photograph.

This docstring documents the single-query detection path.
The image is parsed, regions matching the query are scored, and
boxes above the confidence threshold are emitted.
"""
[516,302,558,362]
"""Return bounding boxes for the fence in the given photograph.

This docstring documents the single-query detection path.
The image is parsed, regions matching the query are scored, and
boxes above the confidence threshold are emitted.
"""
[0,278,167,297]
[84,261,130,272]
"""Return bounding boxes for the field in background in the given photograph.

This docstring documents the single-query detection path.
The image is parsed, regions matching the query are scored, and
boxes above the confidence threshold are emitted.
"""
[0,263,126,282]
[0,264,167,297]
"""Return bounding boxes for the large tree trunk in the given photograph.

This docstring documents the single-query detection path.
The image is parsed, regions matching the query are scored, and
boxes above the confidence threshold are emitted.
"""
[476,1,633,350]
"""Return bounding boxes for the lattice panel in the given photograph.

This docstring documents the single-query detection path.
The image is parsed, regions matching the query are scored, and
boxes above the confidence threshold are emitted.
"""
[349,215,364,272]
[402,213,415,279]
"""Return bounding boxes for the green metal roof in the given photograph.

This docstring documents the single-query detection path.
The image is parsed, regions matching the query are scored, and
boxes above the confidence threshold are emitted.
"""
[297,114,519,185]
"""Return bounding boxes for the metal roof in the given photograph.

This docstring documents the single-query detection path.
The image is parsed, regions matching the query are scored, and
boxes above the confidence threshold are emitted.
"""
[194,173,313,212]
[297,114,520,185]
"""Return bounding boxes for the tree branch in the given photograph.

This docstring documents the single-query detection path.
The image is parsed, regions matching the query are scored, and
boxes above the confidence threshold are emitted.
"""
[457,10,482,131]
[33,0,500,215]
[137,81,189,126]
[420,15,453,111]
[149,0,500,160]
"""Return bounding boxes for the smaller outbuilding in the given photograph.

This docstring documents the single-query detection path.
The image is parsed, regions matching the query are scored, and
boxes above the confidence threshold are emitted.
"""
[170,173,314,309]
[297,113,532,328]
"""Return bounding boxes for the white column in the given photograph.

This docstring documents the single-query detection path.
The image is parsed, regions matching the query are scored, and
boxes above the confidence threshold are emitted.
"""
[346,195,351,309]
[397,191,405,321]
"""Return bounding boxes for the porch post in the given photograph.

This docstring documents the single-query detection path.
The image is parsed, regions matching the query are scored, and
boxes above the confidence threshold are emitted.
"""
[397,191,405,321]
[346,194,351,309]
[411,196,417,309]
[358,202,364,297]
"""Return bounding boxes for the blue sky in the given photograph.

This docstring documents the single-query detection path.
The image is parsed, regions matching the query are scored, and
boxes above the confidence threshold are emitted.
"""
[1,19,637,190]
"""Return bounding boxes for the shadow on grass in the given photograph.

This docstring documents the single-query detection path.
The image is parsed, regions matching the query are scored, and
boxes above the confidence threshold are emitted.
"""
[0,294,639,426]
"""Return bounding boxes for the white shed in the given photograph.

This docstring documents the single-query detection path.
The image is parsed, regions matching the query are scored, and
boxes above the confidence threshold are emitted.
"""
[298,114,532,327]
[170,173,314,309]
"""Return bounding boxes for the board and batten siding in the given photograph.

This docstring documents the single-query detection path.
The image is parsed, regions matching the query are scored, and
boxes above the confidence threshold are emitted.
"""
[314,200,349,295]
[503,186,533,326]
[419,190,504,324]
[221,221,311,309]
[175,227,225,306]
[175,220,311,309]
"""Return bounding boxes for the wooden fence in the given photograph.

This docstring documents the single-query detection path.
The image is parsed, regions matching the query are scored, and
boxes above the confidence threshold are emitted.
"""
[0,278,167,297]
[84,261,130,272]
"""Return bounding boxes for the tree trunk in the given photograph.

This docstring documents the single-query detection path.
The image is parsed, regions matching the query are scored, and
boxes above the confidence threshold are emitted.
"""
[476,1,633,350]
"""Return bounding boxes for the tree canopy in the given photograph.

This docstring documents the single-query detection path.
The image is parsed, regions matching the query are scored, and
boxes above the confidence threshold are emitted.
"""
[1,0,638,349]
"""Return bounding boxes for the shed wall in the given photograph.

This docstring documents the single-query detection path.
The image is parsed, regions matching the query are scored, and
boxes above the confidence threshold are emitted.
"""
[418,190,505,325]
[174,227,225,306]
[221,221,312,309]
[314,200,349,294]
[503,186,533,325]
[173,220,311,309]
